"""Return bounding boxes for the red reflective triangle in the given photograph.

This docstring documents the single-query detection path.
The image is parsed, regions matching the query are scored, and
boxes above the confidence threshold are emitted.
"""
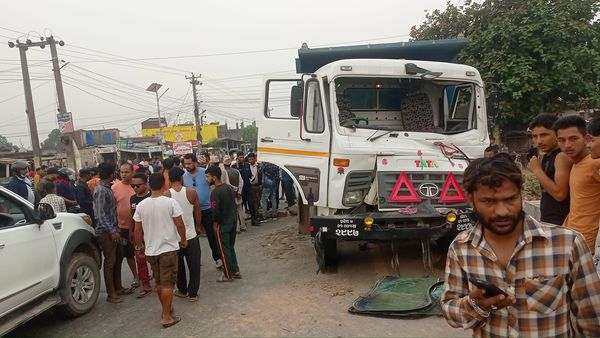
[440,172,466,203]
[388,172,421,203]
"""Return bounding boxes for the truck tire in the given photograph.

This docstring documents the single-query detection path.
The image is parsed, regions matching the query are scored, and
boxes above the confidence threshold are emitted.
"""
[55,253,101,318]
[315,231,338,272]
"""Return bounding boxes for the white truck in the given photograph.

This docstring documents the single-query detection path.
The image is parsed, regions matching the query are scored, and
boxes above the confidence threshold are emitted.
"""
[0,186,101,335]
[257,39,493,271]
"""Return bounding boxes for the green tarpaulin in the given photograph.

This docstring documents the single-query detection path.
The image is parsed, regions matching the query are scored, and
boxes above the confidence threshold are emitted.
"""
[349,276,444,318]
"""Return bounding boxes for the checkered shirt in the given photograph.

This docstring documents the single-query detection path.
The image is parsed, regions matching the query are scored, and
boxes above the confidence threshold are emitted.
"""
[441,215,600,337]
[39,193,67,213]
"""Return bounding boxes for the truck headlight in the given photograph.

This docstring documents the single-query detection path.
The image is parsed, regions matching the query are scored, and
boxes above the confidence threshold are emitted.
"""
[343,190,363,205]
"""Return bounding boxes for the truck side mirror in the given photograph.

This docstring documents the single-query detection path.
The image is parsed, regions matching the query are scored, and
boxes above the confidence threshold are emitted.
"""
[486,91,500,120]
[290,85,303,118]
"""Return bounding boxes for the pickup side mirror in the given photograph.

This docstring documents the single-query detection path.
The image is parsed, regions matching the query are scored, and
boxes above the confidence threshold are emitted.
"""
[290,84,303,118]
[486,91,500,120]
[36,203,56,222]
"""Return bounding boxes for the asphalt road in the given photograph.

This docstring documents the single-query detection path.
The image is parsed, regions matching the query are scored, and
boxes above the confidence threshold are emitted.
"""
[9,215,469,337]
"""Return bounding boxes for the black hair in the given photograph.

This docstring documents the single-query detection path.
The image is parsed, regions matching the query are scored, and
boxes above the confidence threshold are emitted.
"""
[552,115,587,136]
[463,155,523,194]
[228,150,236,156]
[246,152,256,159]
[173,157,181,166]
[44,181,56,193]
[484,145,499,154]
[183,153,197,162]
[588,116,600,137]
[237,151,245,157]
[205,165,221,178]
[120,162,134,171]
[148,173,165,191]
[529,113,558,131]
[132,172,147,182]
[98,162,116,180]
[168,166,185,182]
[162,158,175,170]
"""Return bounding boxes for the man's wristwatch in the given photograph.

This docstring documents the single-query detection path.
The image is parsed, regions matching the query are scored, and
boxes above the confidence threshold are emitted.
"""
[467,296,490,318]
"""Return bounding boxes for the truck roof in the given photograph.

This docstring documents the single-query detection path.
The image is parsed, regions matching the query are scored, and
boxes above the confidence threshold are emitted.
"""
[295,38,468,74]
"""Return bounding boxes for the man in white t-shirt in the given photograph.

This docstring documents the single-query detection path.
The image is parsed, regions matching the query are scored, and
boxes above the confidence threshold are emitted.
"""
[133,173,187,329]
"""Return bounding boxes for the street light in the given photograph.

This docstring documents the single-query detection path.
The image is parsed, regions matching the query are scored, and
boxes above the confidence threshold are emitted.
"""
[146,83,169,149]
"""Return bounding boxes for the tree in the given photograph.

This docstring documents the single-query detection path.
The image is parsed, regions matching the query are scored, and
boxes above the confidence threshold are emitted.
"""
[411,0,600,127]
[41,129,64,151]
[240,125,258,146]
[0,134,14,149]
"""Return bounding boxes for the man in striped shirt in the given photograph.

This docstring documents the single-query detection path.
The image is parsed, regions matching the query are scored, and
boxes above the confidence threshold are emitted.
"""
[441,155,600,337]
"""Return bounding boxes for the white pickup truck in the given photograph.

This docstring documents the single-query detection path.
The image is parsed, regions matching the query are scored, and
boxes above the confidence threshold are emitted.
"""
[0,186,101,336]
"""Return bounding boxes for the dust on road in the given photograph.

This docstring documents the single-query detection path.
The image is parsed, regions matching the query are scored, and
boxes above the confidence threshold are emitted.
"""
[10,216,468,337]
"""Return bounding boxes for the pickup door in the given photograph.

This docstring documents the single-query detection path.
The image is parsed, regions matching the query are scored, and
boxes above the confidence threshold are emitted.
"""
[0,192,59,317]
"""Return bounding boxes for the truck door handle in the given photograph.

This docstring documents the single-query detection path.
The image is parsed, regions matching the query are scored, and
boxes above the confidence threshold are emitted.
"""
[0,244,5,250]
[260,137,273,143]
[52,222,62,230]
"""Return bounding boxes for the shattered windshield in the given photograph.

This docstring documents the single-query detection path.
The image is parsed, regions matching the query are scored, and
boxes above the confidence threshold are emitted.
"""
[335,77,477,134]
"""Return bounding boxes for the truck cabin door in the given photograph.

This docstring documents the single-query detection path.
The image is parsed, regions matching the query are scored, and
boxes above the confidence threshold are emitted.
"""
[258,77,331,207]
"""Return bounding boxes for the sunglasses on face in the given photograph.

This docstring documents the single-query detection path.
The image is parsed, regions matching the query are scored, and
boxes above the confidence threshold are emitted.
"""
[130,184,144,188]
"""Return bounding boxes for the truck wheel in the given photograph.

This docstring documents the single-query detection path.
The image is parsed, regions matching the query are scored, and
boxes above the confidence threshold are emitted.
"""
[55,253,100,318]
[315,232,338,272]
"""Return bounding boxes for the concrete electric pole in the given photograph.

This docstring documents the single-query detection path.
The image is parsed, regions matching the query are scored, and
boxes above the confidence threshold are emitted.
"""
[47,36,77,170]
[8,38,44,168]
[186,73,203,153]
[8,35,76,169]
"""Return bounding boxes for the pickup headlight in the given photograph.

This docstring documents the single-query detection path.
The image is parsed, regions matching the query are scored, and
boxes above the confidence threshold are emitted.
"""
[343,190,363,205]
[80,214,93,225]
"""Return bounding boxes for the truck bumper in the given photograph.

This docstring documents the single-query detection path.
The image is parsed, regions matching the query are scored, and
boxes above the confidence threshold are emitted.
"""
[309,206,474,241]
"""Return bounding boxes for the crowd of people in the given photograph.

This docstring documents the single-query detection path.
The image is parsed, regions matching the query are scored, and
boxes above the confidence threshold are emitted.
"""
[442,115,600,336]
[6,150,296,328]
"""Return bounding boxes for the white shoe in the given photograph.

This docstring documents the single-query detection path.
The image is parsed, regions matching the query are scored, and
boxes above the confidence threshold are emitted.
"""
[215,259,223,269]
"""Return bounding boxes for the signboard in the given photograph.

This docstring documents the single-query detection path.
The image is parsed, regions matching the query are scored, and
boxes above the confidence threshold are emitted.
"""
[57,112,74,133]
[173,142,193,155]
[141,124,218,143]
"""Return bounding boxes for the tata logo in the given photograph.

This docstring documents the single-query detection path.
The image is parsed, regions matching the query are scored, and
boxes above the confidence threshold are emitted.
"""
[418,183,440,198]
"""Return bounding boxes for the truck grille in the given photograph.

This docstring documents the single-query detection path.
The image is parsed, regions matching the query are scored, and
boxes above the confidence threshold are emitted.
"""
[377,171,467,209]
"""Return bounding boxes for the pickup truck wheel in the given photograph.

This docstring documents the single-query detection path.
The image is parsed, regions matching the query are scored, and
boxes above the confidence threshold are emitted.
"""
[55,253,100,318]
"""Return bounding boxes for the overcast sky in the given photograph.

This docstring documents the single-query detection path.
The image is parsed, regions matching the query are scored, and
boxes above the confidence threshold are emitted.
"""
[0,0,452,149]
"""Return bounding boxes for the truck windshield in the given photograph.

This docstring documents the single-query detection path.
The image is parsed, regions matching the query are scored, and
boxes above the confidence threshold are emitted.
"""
[335,77,477,134]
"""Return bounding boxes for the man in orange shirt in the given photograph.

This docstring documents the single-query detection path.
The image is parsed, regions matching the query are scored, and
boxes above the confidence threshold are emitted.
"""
[554,116,600,253]
[586,116,600,269]
[112,162,139,290]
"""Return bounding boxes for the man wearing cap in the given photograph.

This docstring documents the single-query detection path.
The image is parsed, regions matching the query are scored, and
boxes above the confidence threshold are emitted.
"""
[75,168,95,226]
[36,167,59,201]
[7,161,35,203]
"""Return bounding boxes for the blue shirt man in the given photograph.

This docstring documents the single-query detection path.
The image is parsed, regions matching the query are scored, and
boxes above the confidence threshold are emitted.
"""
[182,153,222,266]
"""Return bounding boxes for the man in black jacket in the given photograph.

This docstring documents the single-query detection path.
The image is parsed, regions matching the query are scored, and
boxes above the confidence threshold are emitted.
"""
[75,168,95,226]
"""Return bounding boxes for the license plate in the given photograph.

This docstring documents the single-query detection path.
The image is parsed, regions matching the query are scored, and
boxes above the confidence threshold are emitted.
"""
[334,219,361,238]
[456,213,475,232]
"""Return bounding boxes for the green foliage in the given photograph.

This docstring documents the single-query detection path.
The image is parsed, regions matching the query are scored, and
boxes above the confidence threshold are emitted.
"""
[0,134,13,149]
[411,0,600,128]
[41,128,63,150]
[240,125,258,145]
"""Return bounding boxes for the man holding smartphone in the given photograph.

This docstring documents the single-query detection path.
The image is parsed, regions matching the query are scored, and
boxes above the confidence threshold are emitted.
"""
[441,155,600,337]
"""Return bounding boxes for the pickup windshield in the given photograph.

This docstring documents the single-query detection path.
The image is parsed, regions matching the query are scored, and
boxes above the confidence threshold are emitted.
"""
[335,77,477,134]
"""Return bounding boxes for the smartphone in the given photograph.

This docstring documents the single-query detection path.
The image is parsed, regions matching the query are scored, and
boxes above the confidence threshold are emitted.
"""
[469,277,508,297]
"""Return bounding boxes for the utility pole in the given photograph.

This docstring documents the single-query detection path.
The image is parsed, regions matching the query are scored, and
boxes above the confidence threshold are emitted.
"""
[47,36,76,170]
[9,36,76,169]
[186,73,203,153]
[9,38,46,168]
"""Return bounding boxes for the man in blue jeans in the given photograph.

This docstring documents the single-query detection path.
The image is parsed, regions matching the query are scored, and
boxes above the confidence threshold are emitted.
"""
[182,153,222,269]
[260,162,281,220]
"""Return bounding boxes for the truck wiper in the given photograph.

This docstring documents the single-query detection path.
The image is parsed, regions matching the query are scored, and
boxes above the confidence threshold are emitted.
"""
[368,130,393,142]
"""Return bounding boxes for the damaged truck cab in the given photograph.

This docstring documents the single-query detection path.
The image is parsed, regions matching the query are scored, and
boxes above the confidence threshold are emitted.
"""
[257,39,490,271]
